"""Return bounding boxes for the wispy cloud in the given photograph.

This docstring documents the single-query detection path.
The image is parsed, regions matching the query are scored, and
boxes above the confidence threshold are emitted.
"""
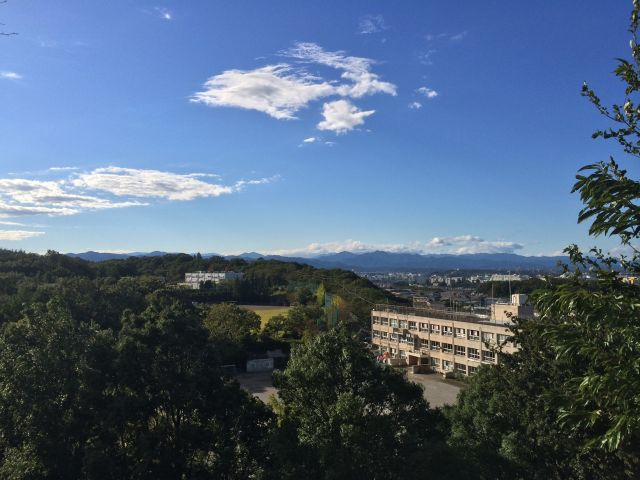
[0,230,45,241]
[303,137,318,144]
[155,7,172,20]
[317,99,375,134]
[0,167,275,224]
[417,86,438,99]
[268,236,524,257]
[358,14,388,35]
[192,42,395,133]
[1,72,22,80]
[49,166,79,172]
[449,31,467,42]
[418,49,437,66]
[409,101,422,110]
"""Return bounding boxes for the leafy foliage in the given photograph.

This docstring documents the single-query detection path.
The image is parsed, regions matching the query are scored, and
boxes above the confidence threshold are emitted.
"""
[271,328,449,479]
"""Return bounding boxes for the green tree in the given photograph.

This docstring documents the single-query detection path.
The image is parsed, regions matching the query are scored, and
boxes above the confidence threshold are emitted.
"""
[0,301,118,479]
[115,294,273,479]
[203,303,261,344]
[272,328,447,480]
[447,4,640,477]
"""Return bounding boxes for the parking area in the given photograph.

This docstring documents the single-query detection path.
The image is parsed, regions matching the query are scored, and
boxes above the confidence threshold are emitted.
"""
[407,372,463,408]
[235,371,278,403]
[236,369,462,408]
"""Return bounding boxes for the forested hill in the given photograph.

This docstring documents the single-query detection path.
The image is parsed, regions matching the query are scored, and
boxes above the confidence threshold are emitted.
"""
[0,249,401,326]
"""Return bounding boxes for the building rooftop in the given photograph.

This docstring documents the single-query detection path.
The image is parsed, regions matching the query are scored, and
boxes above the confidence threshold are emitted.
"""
[373,304,513,326]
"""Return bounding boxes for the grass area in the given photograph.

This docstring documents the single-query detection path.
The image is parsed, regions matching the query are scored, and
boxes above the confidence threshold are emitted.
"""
[240,305,291,328]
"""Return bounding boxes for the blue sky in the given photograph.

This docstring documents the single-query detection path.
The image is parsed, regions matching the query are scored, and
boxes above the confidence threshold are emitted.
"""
[0,1,634,256]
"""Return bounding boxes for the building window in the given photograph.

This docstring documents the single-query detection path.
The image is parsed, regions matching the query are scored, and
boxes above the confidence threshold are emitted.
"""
[442,343,453,353]
[482,332,494,343]
[391,333,399,341]
[391,348,397,354]
[399,350,406,358]
[467,329,480,341]
[373,330,380,338]
[455,327,466,338]
[408,321,417,331]
[419,322,428,331]
[454,345,466,356]
[455,362,467,374]
[430,357,440,367]
[442,360,453,371]
[421,338,429,348]
[468,348,480,360]
[482,350,496,363]
[468,366,479,375]
[430,324,440,334]
[497,334,509,344]
[381,317,389,326]
[430,341,441,351]
[381,332,388,339]
[442,326,453,336]
[390,319,399,328]
[399,320,408,329]
[372,316,379,324]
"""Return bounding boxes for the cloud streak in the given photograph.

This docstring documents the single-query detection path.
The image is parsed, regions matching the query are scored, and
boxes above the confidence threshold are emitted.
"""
[268,236,524,257]
[0,230,45,241]
[0,167,275,223]
[1,72,22,80]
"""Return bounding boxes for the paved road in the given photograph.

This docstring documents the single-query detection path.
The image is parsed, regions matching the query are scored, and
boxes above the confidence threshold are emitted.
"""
[236,370,462,408]
[235,371,278,403]
[407,372,463,408]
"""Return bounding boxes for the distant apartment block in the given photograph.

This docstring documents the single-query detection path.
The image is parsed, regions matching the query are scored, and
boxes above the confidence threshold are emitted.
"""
[489,273,529,282]
[182,271,243,289]
[371,294,534,376]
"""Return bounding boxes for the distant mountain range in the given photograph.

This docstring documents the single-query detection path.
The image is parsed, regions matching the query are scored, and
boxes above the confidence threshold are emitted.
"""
[67,250,567,272]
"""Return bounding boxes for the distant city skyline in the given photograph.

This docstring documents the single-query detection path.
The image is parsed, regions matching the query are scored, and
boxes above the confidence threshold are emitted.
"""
[0,1,633,255]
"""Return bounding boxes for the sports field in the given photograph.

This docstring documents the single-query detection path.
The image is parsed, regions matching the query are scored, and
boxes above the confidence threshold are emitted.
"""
[239,305,291,327]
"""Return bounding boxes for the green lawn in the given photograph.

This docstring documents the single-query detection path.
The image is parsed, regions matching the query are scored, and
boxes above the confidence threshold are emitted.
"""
[240,305,291,328]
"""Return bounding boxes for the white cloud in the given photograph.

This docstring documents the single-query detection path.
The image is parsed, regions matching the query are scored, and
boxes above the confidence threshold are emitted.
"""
[192,42,395,127]
[0,167,273,221]
[49,166,79,171]
[409,101,422,109]
[0,178,143,212]
[1,72,22,80]
[0,230,45,241]
[72,167,238,200]
[417,86,438,99]
[358,14,388,34]
[285,42,397,98]
[192,64,335,120]
[317,99,375,134]
[268,236,524,257]
[303,137,317,143]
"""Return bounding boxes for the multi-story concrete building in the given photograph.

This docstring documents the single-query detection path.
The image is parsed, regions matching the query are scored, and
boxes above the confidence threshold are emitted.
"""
[183,271,243,289]
[371,294,533,376]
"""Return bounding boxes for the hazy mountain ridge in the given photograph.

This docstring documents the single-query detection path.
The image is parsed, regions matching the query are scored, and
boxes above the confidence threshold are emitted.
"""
[67,250,567,272]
